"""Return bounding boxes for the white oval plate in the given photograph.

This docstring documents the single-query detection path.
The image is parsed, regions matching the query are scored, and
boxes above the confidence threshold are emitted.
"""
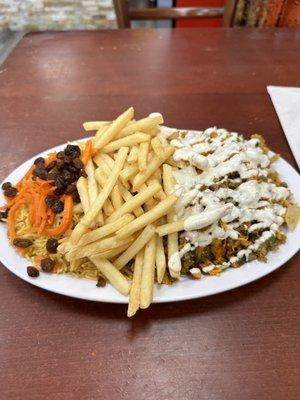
[0,136,300,304]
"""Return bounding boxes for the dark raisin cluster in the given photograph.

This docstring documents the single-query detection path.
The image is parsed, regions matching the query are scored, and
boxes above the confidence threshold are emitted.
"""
[32,144,84,212]
[1,181,18,198]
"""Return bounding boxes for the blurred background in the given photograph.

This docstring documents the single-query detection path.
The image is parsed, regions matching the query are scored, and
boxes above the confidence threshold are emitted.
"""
[0,0,299,63]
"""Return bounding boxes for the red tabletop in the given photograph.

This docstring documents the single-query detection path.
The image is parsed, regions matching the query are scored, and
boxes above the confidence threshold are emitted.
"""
[0,28,299,400]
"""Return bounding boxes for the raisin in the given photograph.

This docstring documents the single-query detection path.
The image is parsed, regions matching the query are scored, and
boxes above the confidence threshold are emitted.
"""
[56,151,65,160]
[96,275,107,287]
[63,155,72,164]
[71,190,80,203]
[34,157,45,166]
[34,167,48,180]
[4,186,18,198]
[45,195,57,208]
[66,164,78,174]
[61,170,73,183]
[65,183,76,194]
[64,144,81,159]
[13,238,33,248]
[27,266,39,277]
[1,182,11,190]
[51,199,64,214]
[40,258,55,272]
[55,175,66,189]
[46,160,57,171]
[72,158,83,170]
[53,187,65,196]
[46,238,59,254]
[47,171,57,181]
[56,160,65,171]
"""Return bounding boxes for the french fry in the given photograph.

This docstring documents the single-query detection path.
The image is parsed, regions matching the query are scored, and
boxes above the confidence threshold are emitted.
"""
[106,181,161,223]
[117,113,163,139]
[101,132,150,154]
[103,198,114,217]
[127,146,139,164]
[111,184,123,210]
[57,239,73,255]
[94,167,115,216]
[148,180,166,201]
[83,121,111,131]
[151,137,166,160]
[116,195,177,239]
[152,167,162,182]
[67,235,133,261]
[162,164,175,194]
[138,141,149,171]
[94,125,109,142]
[148,127,160,137]
[78,213,134,246]
[139,183,156,211]
[119,163,139,184]
[163,164,180,279]
[94,165,109,186]
[73,203,83,214]
[85,159,103,224]
[76,177,90,215]
[132,147,174,190]
[114,225,156,270]
[156,220,184,236]
[156,235,166,283]
[127,249,144,317]
[118,184,144,217]
[70,147,129,244]
[96,243,133,260]
[93,107,134,151]
[90,257,131,296]
[93,153,114,170]
[85,159,98,203]
[140,235,157,309]
[144,198,158,212]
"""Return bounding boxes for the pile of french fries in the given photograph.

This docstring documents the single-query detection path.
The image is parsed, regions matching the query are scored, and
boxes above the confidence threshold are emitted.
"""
[59,107,183,317]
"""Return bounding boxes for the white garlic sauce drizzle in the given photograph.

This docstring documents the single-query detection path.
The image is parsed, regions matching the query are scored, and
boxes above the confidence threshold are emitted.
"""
[168,127,291,271]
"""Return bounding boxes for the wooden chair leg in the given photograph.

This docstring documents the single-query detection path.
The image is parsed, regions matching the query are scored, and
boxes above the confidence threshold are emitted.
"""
[113,0,131,28]
[223,0,238,27]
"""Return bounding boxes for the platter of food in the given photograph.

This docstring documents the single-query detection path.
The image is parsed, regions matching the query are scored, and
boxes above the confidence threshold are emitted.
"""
[0,107,299,316]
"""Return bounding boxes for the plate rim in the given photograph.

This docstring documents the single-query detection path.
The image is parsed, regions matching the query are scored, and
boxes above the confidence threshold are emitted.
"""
[0,134,299,304]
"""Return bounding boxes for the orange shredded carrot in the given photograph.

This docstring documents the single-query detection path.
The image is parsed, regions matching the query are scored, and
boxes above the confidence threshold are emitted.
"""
[34,255,44,264]
[43,195,73,236]
[47,209,55,226]
[80,140,93,166]
[3,151,75,243]
[45,153,57,165]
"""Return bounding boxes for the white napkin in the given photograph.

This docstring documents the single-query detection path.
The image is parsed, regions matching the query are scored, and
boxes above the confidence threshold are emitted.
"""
[267,86,300,169]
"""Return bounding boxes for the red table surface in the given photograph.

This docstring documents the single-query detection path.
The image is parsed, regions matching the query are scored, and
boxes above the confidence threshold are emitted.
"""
[0,28,299,400]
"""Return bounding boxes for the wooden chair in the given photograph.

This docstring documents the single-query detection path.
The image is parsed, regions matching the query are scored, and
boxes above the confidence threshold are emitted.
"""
[113,0,238,28]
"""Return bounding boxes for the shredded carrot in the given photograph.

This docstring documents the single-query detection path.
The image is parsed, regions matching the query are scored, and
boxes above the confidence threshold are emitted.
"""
[2,152,74,244]
[43,195,73,236]
[80,140,93,166]
[34,255,44,264]
[45,153,57,165]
